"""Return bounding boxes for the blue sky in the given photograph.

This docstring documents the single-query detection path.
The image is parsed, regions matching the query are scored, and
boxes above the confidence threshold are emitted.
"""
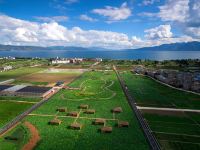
[0,0,199,49]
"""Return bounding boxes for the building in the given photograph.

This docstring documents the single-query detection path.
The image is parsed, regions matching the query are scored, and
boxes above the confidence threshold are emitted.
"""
[0,85,53,98]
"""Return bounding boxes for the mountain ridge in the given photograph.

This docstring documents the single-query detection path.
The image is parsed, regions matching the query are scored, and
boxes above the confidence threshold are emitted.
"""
[0,41,200,51]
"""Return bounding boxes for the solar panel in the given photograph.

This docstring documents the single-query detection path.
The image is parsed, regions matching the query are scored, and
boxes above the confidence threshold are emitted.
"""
[16,86,52,94]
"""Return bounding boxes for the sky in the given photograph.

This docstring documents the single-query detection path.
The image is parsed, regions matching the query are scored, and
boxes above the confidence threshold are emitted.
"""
[0,0,200,49]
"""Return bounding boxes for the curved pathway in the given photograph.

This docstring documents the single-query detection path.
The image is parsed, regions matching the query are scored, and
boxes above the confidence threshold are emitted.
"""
[22,122,40,150]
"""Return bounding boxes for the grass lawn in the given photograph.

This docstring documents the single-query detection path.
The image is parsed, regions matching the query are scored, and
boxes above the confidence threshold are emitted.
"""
[0,101,33,128]
[0,67,45,81]
[11,71,149,150]
[120,71,200,109]
[142,112,200,150]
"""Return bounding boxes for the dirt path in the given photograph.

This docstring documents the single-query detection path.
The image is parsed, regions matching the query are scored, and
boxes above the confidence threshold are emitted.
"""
[22,122,40,150]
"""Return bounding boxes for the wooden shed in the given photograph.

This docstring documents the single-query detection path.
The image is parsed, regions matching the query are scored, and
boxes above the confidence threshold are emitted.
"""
[84,109,95,114]
[101,126,112,133]
[70,123,82,130]
[67,111,78,117]
[79,104,89,109]
[49,119,62,125]
[112,107,123,113]
[93,118,106,125]
[118,121,129,127]
[57,107,67,112]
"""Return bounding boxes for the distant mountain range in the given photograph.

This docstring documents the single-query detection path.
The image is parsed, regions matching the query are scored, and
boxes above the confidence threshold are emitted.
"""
[0,41,200,51]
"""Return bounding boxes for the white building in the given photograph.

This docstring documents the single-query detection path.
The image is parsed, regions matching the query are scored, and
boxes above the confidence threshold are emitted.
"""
[52,59,70,64]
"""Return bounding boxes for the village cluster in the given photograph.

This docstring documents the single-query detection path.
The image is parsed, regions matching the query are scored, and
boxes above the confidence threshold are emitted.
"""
[134,66,200,93]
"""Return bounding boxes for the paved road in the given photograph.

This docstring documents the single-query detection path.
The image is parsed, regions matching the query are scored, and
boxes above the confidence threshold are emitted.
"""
[113,66,161,150]
[137,106,200,113]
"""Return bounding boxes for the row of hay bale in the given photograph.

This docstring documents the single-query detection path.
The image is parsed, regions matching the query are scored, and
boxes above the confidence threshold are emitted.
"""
[49,105,128,133]
[49,118,129,133]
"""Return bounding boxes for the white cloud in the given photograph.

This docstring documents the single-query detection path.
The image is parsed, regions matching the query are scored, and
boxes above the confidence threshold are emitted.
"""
[79,15,97,22]
[92,2,131,22]
[158,0,189,22]
[185,27,200,38]
[141,0,160,6]
[0,15,138,49]
[35,16,68,22]
[0,15,199,50]
[145,25,173,40]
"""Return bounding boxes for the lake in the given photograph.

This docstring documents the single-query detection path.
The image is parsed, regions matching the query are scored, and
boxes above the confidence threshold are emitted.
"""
[0,50,200,60]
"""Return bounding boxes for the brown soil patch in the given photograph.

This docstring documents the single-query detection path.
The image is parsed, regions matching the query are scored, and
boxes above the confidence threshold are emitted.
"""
[19,73,79,84]
[22,122,40,150]
[141,109,186,117]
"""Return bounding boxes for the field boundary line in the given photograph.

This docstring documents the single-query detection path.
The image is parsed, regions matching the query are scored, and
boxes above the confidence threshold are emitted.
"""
[154,131,200,137]
[137,106,200,113]
[159,139,200,145]
[28,113,118,121]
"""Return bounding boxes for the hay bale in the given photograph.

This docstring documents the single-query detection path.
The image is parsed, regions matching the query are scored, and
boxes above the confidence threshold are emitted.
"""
[84,109,95,114]
[112,107,123,113]
[118,121,129,127]
[101,126,112,133]
[70,123,82,130]
[49,119,62,125]
[67,111,78,117]
[79,104,89,109]
[93,118,105,125]
[57,107,67,112]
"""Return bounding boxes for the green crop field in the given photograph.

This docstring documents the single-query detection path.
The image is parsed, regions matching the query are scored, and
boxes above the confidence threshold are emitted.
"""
[0,101,33,128]
[0,71,149,150]
[120,71,200,109]
[142,112,200,150]
[120,71,200,150]
[0,67,45,81]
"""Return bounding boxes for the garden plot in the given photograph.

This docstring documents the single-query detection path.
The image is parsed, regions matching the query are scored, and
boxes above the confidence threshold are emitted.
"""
[1,71,149,150]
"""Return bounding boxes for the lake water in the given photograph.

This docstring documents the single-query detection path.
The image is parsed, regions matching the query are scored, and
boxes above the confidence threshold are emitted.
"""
[0,50,200,60]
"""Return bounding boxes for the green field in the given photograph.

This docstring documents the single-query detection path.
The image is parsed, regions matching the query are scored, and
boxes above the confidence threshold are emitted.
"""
[143,112,200,150]
[121,71,200,109]
[0,124,30,150]
[0,67,45,81]
[0,71,149,150]
[0,101,33,128]
[121,71,200,149]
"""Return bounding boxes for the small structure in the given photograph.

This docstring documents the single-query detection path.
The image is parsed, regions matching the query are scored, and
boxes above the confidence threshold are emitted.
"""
[67,111,78,117]
[49,119,62,125]
[79,104,89,109]
[70,123,83,130]
[93,119,105,125]
[101,126,112,133]
[57,107,67,112]
[84,109,95,114]
[118,121,129,127]
[112,107,123,113]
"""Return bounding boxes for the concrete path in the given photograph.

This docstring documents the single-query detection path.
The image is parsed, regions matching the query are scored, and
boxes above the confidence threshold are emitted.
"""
[137,106,200,113]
